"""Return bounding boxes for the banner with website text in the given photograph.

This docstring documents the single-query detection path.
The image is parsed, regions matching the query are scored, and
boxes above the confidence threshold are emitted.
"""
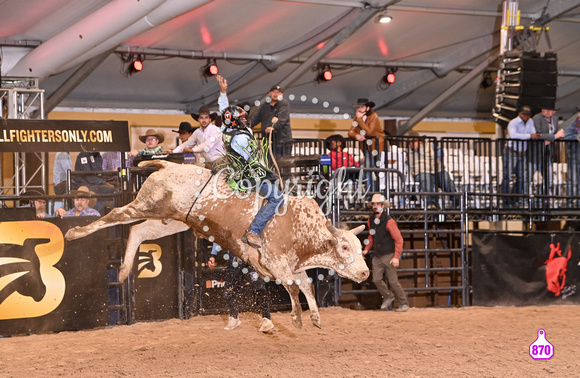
[472,232,580,306]
[0,119,130,152]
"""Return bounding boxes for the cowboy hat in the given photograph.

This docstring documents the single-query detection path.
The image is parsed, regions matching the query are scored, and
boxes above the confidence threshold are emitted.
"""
[353,98,376,108]
[325,134,345,150]
[172,122,195,134]
[190,106,219,124]
[369,193,391,208]
[70,186,97,208]
[21,188,46,206]
[139,129,165,144]
[22,188,46,197]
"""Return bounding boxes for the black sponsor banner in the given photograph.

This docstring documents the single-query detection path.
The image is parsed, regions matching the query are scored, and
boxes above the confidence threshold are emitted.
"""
[0,119,130,152]
[472,233,580,306]
[132,235,180,321]
[199,267,299,315]
[0,218,109,336]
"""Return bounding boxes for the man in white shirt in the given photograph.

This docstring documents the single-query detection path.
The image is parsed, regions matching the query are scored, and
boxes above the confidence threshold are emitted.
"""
[501,105,540,207]
[170,106,225,167]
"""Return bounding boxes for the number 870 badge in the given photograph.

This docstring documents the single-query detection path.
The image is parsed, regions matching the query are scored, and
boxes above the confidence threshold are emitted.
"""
[529,329,554,360]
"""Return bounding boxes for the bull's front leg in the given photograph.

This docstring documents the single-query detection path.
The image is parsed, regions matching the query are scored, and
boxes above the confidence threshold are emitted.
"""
[259,252,303,329]
[294,271,321,329]
[281,282,303,329]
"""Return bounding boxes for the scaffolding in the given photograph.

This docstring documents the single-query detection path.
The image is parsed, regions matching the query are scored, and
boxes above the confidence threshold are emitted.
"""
[0,77,47,199]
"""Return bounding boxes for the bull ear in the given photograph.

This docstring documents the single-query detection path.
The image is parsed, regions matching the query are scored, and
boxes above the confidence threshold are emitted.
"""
[351,225,365,235]
[326,219,341,237]
[326,238,338,249]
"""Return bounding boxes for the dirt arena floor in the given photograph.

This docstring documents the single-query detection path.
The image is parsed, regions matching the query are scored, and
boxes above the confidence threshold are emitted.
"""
[1,305,578,377]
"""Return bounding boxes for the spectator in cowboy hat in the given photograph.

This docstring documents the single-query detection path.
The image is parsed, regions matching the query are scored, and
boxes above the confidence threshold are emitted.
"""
[363,193,409,312]
[169,105,225,167]
[173,122,196,145]
[325,134,360,171]
[247,82,293,156]
[55,186,101,218]
[501,105,540,207]
[130,129,165,157]
[532,106,565,204]
[349,97,385,153]
[21,188,52,219]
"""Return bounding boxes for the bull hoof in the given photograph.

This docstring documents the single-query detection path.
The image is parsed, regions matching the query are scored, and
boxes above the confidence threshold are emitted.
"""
[291,315,303,329]
[64,226,82,241]
[310,313,322,329]
[118,265,131,282]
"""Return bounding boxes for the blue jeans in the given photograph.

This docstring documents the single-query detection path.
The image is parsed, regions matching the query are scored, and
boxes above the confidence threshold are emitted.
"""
[248,181,284,236]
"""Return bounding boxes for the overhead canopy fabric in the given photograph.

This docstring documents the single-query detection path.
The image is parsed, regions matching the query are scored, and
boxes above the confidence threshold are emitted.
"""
[2,0,580,122]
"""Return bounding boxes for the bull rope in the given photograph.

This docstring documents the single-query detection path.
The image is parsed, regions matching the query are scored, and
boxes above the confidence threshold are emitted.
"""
[185,171,215,223]
[184,130,280,223]
[268,130,284,191]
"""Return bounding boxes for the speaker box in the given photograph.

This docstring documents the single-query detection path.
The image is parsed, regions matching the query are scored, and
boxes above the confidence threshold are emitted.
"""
[494,51,557,127]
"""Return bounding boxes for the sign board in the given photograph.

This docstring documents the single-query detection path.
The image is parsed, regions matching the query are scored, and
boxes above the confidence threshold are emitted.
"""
[472,233,580,306]
[0,218,109,336]
[0,119,130,152]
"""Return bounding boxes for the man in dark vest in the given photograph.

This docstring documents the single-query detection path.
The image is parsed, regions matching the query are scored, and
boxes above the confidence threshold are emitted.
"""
[363,194,409,312]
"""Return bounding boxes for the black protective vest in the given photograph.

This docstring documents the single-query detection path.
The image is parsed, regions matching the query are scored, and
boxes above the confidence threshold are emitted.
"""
[367,212,395,257]
[222,127,277,191]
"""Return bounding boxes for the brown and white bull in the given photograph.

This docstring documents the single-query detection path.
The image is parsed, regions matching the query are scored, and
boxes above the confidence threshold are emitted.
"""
[65,160,369,328]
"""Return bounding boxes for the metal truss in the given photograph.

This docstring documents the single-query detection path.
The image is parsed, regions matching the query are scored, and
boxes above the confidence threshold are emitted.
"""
[0,79,47,199]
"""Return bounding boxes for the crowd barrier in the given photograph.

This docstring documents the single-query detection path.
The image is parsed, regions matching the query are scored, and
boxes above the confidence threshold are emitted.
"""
[275,135,580,215]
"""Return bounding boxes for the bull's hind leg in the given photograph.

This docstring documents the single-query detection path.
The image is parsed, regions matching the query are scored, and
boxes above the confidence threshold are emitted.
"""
[65,203,155,241]
[119,220,190,282]
[294,271,321,328]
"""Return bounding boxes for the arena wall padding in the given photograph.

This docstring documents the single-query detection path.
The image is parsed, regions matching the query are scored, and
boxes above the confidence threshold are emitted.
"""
[130,234,182,321]
[472,233,579,306]
[0,218,109,336]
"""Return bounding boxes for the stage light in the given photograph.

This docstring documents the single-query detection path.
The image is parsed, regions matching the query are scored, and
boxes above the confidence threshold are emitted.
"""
[126,55,144,75]
[202,59,219,77]
[377,11,392,24]
[318,65,333,82]
[381,68,397,86]
[131,59,143,72]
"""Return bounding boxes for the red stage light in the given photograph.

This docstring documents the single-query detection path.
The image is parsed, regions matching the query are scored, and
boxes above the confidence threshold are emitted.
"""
[126,55,144,75]
[203,60,219,77]
[207,63,218,76]
[318,65,333,82]
[132,60,143,72]
[386,72,395,84]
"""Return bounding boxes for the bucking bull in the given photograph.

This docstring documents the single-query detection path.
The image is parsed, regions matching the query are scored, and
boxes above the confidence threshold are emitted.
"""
[65,160,369,328]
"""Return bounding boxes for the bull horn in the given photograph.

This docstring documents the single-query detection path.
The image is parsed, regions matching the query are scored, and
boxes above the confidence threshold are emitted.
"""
[326,219,341,237]
[351,225,365,235]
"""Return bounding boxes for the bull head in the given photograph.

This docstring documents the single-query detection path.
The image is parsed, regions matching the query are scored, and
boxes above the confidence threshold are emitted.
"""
[321,220,369,283]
